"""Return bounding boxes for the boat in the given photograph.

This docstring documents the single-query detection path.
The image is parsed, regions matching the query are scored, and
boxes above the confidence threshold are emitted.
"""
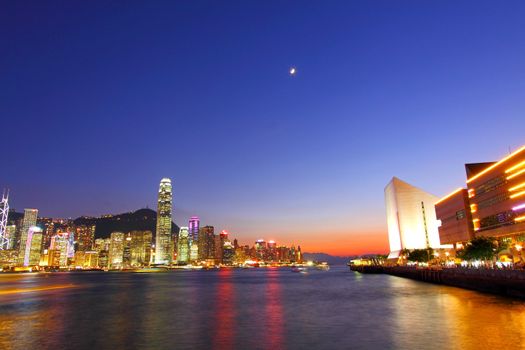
[316,262,330,271]
[291,267,308,273]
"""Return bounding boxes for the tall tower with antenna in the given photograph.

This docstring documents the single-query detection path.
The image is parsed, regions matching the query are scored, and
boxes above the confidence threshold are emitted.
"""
[0,190,10,250]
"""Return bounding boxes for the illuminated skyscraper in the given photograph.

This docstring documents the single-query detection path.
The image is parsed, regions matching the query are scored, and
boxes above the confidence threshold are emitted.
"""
[188,216,199,260]
[385,177,450,259]
[155,178,173,264]
[198,225,215,263]
[6,225,16,249]
[222,240,234,265]
[129,230,153,266]
[177,227,189,264]
[75,225,96,251]
[109,232,125,269]
[214,231,226,263]
[49,232,73,267]
[267,240,277,261]
[23,226,43,266]
[255,239,266,260]
[190,242,198,262]
[17,209,38,264]
[189,216,199,243]
[0,191,9,250]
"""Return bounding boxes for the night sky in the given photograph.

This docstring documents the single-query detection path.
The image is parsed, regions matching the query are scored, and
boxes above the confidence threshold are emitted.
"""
[2,1,525,255]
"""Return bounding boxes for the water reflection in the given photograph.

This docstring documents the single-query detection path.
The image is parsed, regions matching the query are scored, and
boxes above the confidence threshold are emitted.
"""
[213,269,235,350]
[1,269,525,350]
[388,276,525,349]
[265,269,284,350]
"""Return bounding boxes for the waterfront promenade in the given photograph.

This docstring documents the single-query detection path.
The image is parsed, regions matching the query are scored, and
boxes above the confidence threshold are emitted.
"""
[351,265,525,298]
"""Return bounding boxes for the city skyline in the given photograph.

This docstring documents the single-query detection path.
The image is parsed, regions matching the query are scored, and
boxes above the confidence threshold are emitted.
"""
[3,1,525,255]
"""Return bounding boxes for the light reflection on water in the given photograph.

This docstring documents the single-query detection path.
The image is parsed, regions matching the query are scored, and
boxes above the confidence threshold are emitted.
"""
[0,267,524,350]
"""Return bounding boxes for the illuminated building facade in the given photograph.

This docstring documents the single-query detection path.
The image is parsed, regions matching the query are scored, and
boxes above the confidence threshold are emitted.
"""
[198,225,215,261]
[6,225,16,250]
[385,177,450,259]
[255,239,266,260]
[435,189,475,245]
[222,240,234,265]
[50,232,74,267]
[155,178,173,264]
[76,225,96,251]
[23,226,43,266]
[109,232,125,269]
[18,209,38,264]
[190,242,198,262]
[94,238,110,268]
[189,216,199,243]
[0,249,18,267]
[436,145,525,252]
[188,216,199,261]
[177,227,190,264]
[129,230,153,266]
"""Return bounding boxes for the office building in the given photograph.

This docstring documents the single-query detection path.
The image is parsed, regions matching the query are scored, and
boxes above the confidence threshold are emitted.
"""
[75,225,96,251]
[17,209,38,264]
[189,216,199,243]
[129,230,153,266]
[177,227,189,264]
[109,232,125,269]
[22,226,43,266]
[49,232,74,267]
[155,178,173,264]
[198,225,215,261]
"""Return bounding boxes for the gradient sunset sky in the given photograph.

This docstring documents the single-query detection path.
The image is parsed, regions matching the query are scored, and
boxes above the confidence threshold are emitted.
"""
[2,1,525,255]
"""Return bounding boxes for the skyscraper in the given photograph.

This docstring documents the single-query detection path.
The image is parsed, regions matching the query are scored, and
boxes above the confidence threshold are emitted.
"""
[222,240,234,265]
[177,227,190,264]
[109,232,125,269]
[129,230,153,266]
[49,232,73,267]
[18,209,38,264]
[0,191,9,250]
[198,225,215,262]
[188,216,200,262]
[189,216,199,243]
[23,226,43,266]
[75,225,96,251]
[155,178,173,264]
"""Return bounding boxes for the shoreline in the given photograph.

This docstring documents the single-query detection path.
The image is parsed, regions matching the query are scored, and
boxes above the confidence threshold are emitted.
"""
[351,265,525,299]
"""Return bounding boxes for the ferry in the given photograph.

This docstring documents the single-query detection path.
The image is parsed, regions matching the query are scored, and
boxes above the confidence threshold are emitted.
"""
[291,267,308,274]
[316,262,330,271]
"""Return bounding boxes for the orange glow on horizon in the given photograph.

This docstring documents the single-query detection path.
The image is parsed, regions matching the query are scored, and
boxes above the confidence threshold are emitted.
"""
[294,231,389,256]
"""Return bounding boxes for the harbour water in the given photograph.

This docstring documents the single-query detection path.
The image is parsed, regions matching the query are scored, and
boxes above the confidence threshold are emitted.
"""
[0,266,524,350]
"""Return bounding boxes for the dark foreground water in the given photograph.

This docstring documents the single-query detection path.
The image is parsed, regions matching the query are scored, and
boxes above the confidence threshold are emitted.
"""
[0,267,524,350]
